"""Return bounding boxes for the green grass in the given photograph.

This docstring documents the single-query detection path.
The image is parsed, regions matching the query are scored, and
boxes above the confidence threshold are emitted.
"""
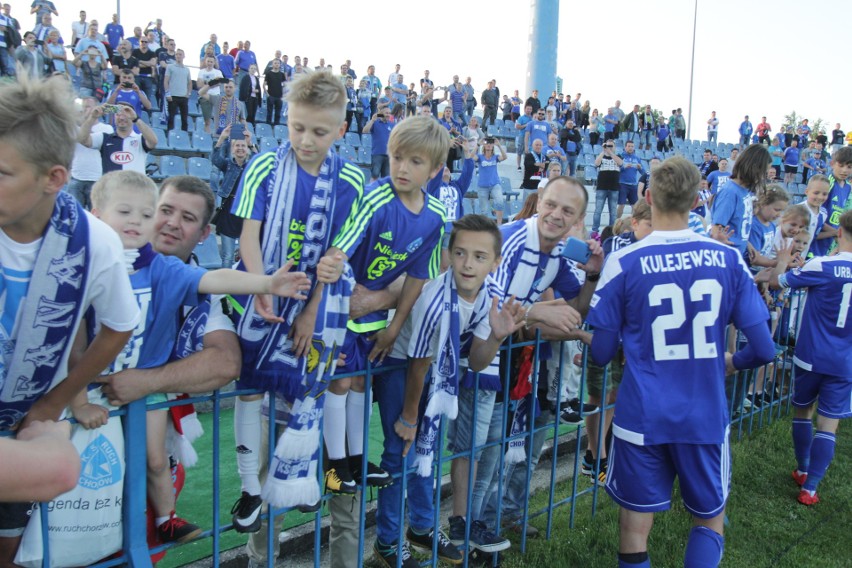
[496,414,852,568]
[158,404,579,567]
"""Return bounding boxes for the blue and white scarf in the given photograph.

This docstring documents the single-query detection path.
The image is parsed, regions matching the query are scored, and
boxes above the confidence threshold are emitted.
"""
[412,271,501,477]
[235,141,352,508]
[262,267,353,508]
[0,192,89,429]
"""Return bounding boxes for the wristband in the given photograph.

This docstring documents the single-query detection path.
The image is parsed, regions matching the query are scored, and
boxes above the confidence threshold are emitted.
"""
[132,117,139,123]
[586,273,600,282]
[397,416,417,429]
[523,303,534,330]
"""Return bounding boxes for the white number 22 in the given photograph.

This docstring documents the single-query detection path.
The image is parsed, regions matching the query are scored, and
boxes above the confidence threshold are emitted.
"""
[649,279,723,361]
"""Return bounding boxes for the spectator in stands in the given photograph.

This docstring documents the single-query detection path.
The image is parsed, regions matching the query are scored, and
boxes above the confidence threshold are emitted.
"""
[621,104,642,144]
[739,115,754,147]
[673,107,686,140]
[0,73,137,567]
[213,124,256,267]
[216,41,234,79]
[165,48,191,132]
[74,19,107,61]
[104,13,123,50]
[481,80,499,128]
[356,78,372,130]
[0,7,15,78]
[33,12,60,44]
[616,140,644,219]
[75,44,108,97]
[107,69,152,126]
[264,58,286,126]
[707,110,719,143]
[30,0,57,27]
[447,75,467,124]
[14,31,44,78]
[514,104,533,171]
[798,119,812,148]
[127,25,142,48]
[524,89,541,114]
[656,119,671,153]
[524,107,550,154]
[234,39,257,82]
[263,49,281,75]
[560,118,582,176]
[199,33,220,64]
[463,76,475,119]
[640,104,656,151]
[521,138,546,191]
[111,39,139,82]
[78,102,158,173]
[42,27,67,75]
[604,107,619,142]
[406,82,418,117]
[474,137,507,224]
[239,63,262,126]
[421,69,438,116]
[439,106,464,172]
[364,109,395,181]
[390,73,407,112]
[132,36,158,106]
[698,149,718,177]
[363,64,382,115]
[69,9,86,47]
[500,95,513,121]
[387,62,401,86]
[830,123,844,154]
[592,140,623,238]
[589,108,603,147]
[756,116,771,144]
[68,96,112,209]
[197,56,224,133]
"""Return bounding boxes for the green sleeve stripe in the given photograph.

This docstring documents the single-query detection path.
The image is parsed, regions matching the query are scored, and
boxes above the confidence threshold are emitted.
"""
[234,152,276,218]
[339,170,364,193]
[346,319,388,333]
[341,163,366,186]
[333,190,395,252]
[428,226,444,278]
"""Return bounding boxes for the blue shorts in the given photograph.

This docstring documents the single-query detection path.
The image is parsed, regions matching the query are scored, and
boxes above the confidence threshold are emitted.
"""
[792,366,852,419]
[606,430,731,519]
[335,329,378,376]
[618,183,638,205]
[446,385,497,461]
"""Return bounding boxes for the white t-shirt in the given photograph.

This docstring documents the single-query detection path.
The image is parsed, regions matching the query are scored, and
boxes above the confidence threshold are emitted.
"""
[71,122,113,181]
[198,68,224,96]
[0,213,139,393]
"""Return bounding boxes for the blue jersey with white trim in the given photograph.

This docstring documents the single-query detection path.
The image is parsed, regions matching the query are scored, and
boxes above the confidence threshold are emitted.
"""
[587,229,768,445]
[779,252,852,377]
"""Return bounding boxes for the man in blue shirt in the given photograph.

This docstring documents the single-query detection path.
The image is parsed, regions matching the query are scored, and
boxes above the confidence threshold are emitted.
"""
[616,140,644,218]
[760,211,852,505]
[514,105,532,171]
[523,108,551,153]
[739,115,753,148]
[104,13,123,50]
[588,156,774,568]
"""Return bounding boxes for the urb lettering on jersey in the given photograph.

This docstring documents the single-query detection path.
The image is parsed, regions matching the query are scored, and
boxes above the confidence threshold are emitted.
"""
[835,265,852,278]
[640,249,727,274]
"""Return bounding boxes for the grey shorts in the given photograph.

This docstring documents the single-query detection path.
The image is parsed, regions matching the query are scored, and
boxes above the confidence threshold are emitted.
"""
[446,386,497,461]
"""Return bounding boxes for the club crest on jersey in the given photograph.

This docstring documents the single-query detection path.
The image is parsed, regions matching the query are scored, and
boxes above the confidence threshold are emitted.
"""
[406,237,423,253]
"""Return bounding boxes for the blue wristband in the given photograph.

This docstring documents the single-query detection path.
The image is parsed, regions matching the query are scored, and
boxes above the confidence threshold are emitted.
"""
[397,416,416,429]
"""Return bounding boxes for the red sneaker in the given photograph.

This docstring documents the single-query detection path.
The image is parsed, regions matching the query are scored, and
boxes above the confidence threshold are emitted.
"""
[791,469,807,487]
[797,489,819,506]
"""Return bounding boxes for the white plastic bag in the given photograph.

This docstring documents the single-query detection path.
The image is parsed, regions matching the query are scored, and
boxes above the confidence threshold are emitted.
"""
[15,391,124,568]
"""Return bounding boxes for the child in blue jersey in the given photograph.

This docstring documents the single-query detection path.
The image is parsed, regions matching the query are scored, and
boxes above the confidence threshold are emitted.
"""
[812,147,852,256]
[588,156,774,568]
[692,178,712,218]
[748,185,790,273]
[229,71,368,528]
[78,172,309,544]
[759,210,852,505]
[322,115,449,494]
[711,144,772,257]
[802,149,827,183]
[428,144,475,271]
[372,215,524,567]
[799,175,829,257]
[783,139,801,186]
[474,137,508,224]
[705,158,731,212]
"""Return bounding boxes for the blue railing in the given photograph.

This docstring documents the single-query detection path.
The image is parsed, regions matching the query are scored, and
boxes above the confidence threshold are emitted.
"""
[18,293,802,568]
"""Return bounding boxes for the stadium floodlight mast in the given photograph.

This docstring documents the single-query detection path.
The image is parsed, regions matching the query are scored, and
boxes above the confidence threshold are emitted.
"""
[686,0,698,140]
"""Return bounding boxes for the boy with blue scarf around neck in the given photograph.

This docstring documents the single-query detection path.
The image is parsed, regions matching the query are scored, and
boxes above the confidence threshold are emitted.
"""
[78,171,310,544]
[0,74,140,566]
[371,214,524,567]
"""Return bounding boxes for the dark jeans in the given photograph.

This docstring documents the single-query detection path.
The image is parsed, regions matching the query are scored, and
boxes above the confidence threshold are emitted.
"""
[246,97,258,125]
[137,75,155,112]
[482,104,497,127]
[167,96,189,131]
[266,96,282,125]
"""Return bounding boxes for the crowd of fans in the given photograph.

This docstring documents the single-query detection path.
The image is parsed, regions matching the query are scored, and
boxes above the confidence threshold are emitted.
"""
[1,4,852,568]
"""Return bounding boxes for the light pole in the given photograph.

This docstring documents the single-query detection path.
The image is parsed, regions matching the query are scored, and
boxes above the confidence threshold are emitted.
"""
[687,0,697,140]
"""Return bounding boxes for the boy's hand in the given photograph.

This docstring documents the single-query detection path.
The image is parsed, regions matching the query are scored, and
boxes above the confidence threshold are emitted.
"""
[724,352,737,376]
[97,369,149,406]
[269,260,311,300]
[368,328,397,364]
[775,240,795,267]
[710,225,734,246]
[19,397,65,430]
[489,296,525,342]
[577,238,604,274]
[395,417,417,457]
[289,303,319,358]
[531,302,582,335]
[317,252,345,284]
[753,267,772,284]
[71,403,109,430]
[255,294,284,323]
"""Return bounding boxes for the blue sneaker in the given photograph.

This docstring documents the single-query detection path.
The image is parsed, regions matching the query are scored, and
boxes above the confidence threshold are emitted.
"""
[469,520,510,553]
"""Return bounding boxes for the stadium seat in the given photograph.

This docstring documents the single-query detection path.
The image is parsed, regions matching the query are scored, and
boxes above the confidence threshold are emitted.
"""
[584,166,598,185]
[153,128,169,149]
[338,143,357,162]
[361,133,372,149]
[255,123,273,139]
[192,233,221,270]
[259,137,278,153]
[273,125,289,141]
[168,130,193,152]
[345,132,361,148]
[152,155,186,181]
[192,132,213,153]
[357,147,370,165]
[187,157,212,181]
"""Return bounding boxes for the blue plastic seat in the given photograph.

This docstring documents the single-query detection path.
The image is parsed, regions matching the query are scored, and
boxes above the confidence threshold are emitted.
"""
[187,157,212,181]
[168,130,193,152]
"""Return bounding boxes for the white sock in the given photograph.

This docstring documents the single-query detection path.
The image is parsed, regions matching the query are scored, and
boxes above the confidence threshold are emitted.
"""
[346,390,369,456]
[323,391,348,460]
[234,397,263,496]
[155,515,170,527]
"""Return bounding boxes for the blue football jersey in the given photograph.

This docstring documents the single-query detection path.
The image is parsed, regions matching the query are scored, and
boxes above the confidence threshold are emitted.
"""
[587,230,769,445]
[779,252,852,377]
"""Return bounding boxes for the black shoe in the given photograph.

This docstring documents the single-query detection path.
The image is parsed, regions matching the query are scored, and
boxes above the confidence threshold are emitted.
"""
[407,527,463,564]
[567,397,598,414]
[157,514,202,543]
[230,491,263,533]
[374,539,419,568]
[350,455,393,488]
[325,459,356,494]
[560,408,582,424]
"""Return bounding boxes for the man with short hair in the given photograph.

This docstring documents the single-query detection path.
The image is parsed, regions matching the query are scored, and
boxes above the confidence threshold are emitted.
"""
[165,48,192,132]
[73,20,107,61]
[560,118,582,176]
[217,41,234,79]
[421,69,437,117]
[128,26,142,49]
[197,56,224,133]
[524,107,551,153]
[739,115,754,148]
[481,80,499,128]
[104,13,123,50]
[264,58,285,126]
[132,36,158,106]
[707,111,719,143]
[199,33,220,65]
[200,78,246,135]
[388,63,401,86]
[622,104,642,144]
[33,12,60,44]
[70,9,86,47]
[234,39,256,82]
[674,108,686,140]
[363,64,382,116]
[462,76,475,121]
[68,96,113,209]
[78,103,158,174]
[757,116,772,144]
